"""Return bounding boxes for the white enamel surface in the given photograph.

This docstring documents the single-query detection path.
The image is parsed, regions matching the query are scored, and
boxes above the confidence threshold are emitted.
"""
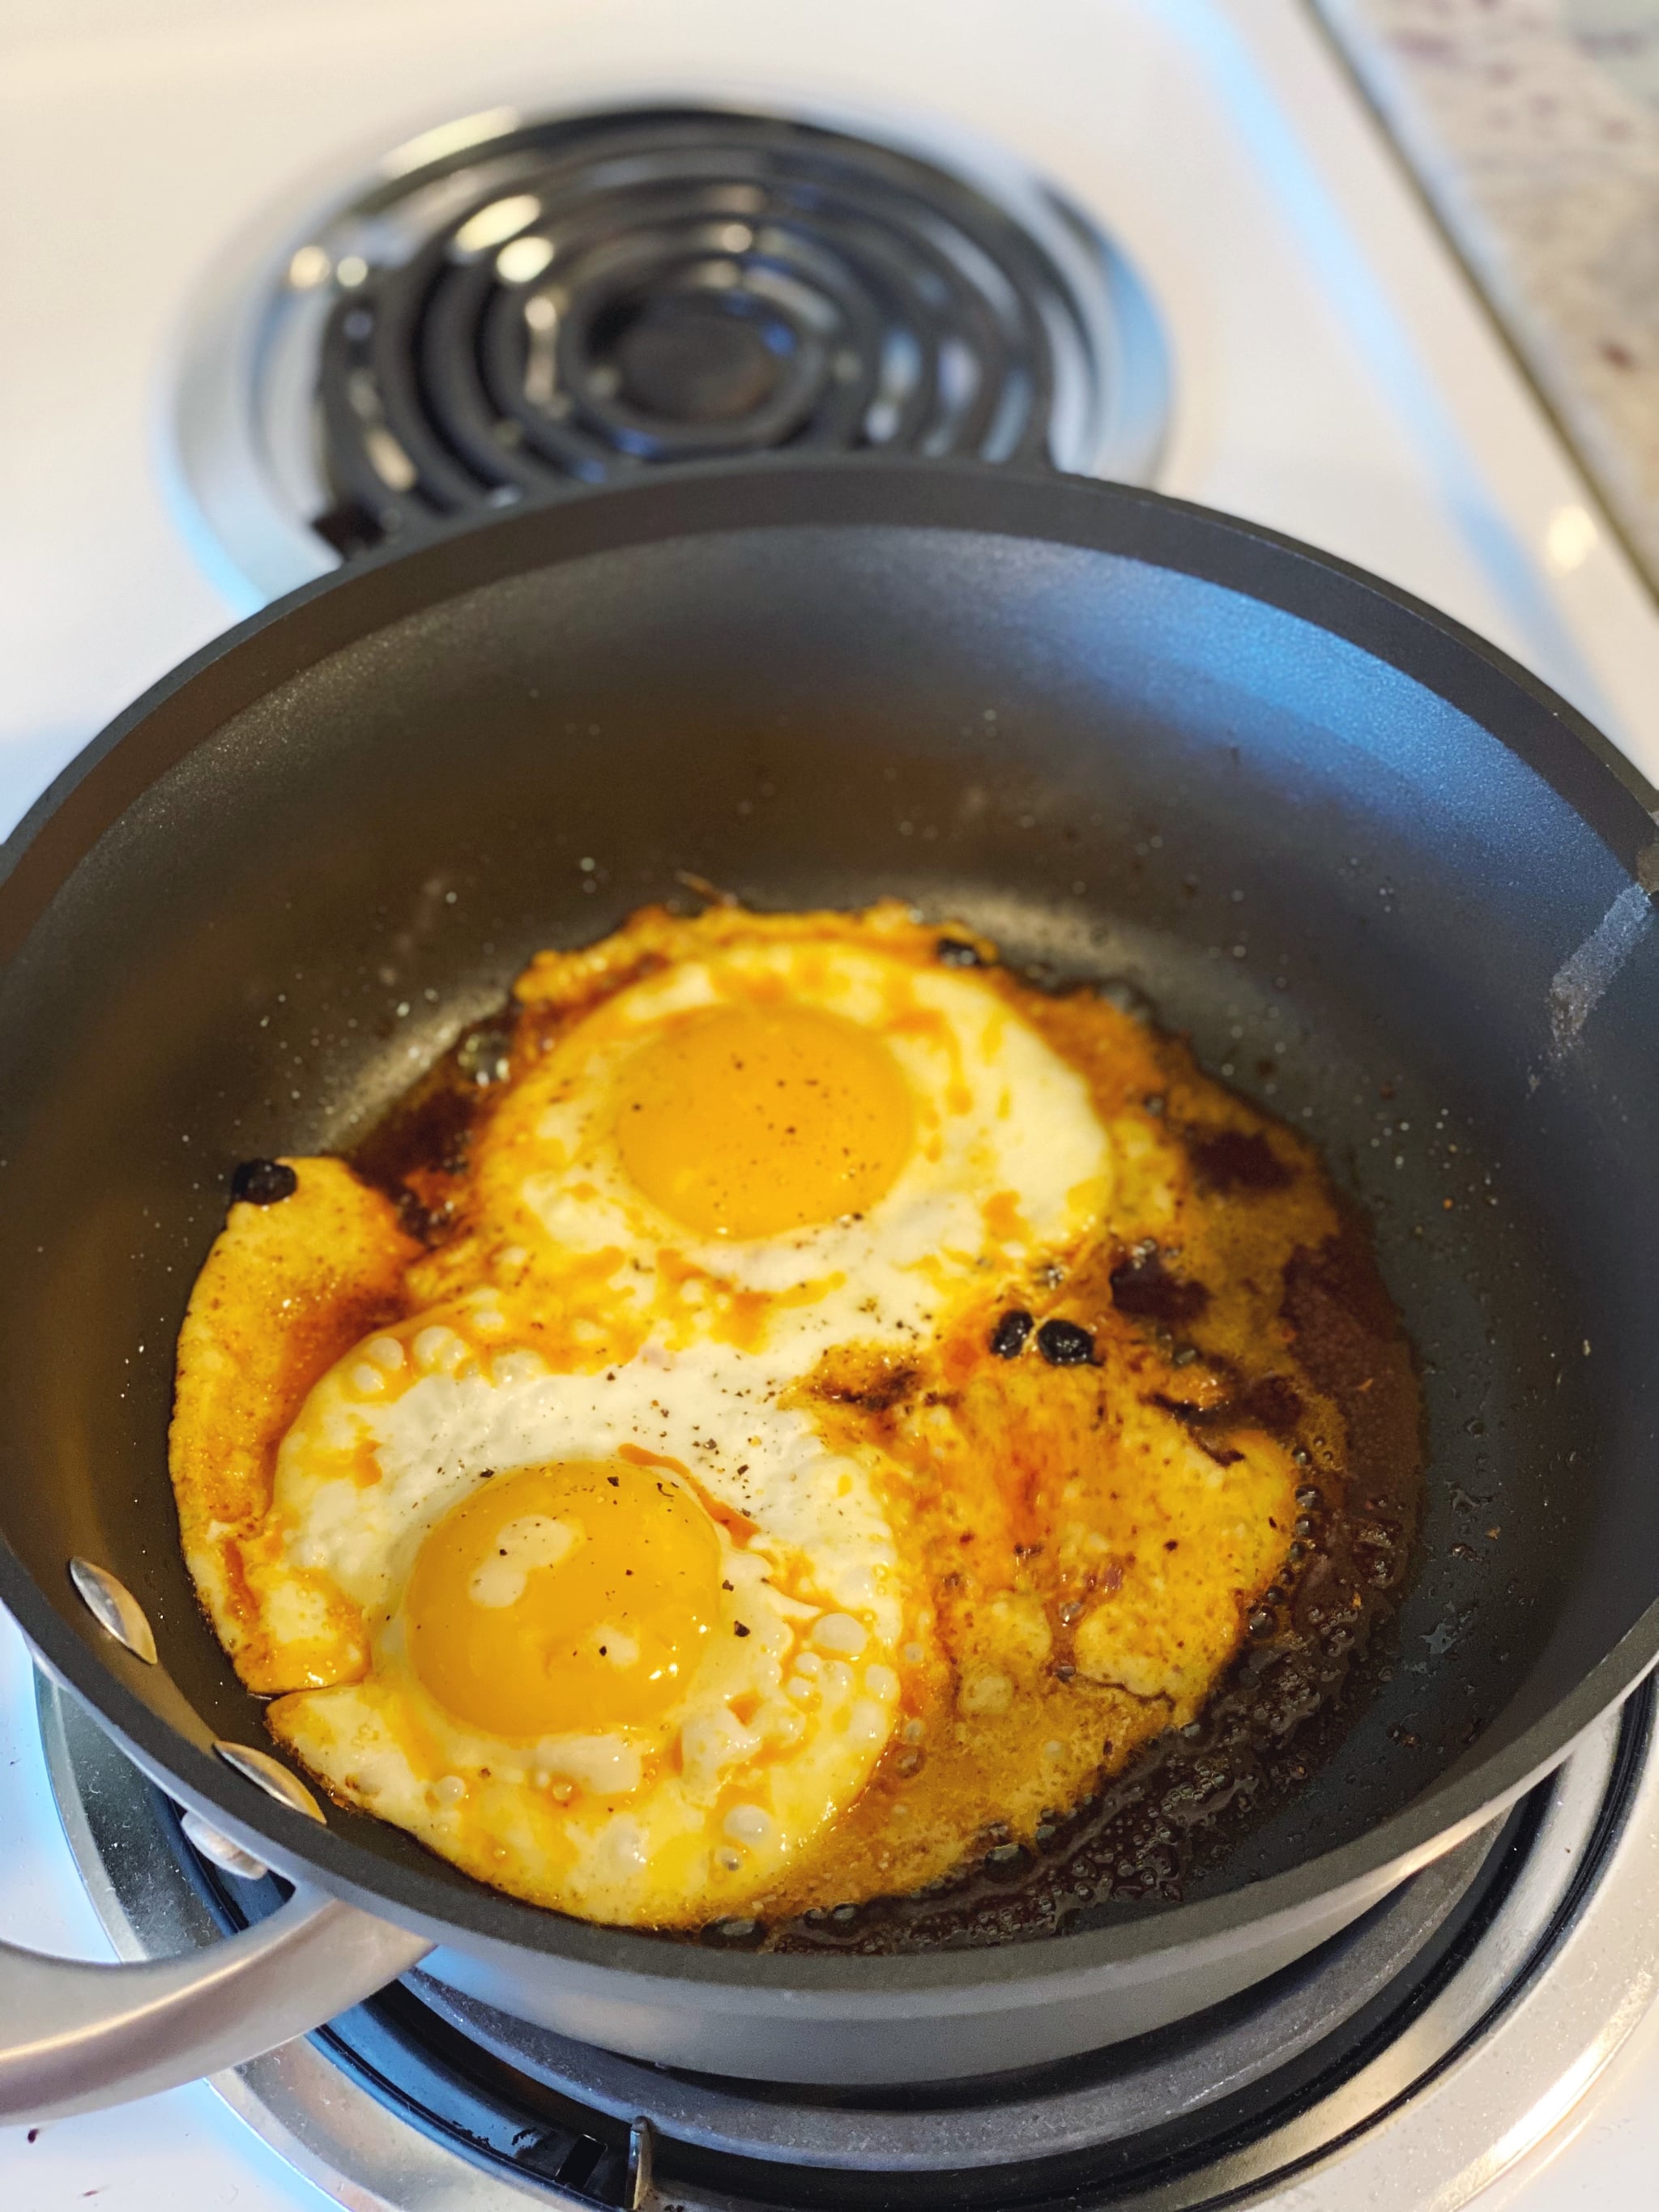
[5,0,1659,2199]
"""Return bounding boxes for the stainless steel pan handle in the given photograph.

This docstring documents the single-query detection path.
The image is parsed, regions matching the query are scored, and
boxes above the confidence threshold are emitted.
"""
[0,1887,431,2122]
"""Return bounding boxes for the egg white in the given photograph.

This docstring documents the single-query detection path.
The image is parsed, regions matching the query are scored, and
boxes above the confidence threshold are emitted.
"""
[258,1312,911,1922]
[275,1315,906,1645]
[467,938,1113,1357]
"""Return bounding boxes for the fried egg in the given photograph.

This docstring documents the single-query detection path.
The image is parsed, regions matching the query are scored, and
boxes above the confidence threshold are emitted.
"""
[240,1306,907,1922]
[428,914,1113,1362]
[171,901,1353,1935]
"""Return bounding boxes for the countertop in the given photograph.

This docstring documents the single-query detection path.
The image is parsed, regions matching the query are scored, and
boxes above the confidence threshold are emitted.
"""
[1316,0,1659,594]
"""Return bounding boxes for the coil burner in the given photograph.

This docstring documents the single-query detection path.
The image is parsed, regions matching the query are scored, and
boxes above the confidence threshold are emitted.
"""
[173,105,1168,595]
[36,1669,1659,2212]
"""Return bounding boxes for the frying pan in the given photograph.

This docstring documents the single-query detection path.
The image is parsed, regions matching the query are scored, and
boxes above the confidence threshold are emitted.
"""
[2,457,1657,2123]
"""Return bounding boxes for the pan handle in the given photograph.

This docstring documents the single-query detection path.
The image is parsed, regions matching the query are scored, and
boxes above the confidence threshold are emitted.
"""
[0,1886,432,2122]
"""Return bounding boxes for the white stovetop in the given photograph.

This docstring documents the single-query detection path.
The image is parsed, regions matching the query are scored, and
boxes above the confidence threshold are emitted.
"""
[2,2,1659,2206]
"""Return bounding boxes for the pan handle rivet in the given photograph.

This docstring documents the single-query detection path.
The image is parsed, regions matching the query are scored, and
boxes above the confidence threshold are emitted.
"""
[181,1808,271,1881]
[215,1740,326,1823]
[626,2114,656,2210]
[68,1558,159,1665]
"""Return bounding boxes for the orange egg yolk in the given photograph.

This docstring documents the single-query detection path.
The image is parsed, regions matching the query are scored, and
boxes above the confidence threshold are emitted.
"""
[612,1002,913,1239]
[407,1460,722,1738]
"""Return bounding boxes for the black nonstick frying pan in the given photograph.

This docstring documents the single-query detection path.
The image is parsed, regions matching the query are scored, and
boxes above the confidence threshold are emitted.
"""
[2,457,1657,2120]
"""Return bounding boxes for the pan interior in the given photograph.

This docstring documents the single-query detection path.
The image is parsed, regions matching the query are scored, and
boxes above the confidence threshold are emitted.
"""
[2,492,1655,1954]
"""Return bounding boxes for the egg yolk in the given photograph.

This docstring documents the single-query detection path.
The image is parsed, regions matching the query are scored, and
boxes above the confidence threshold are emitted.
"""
[612,1002,913,1239]
[407,1460,722,1738]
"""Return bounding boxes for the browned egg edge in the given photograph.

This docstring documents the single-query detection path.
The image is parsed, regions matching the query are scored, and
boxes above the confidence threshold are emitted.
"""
[174,901,1423,1951]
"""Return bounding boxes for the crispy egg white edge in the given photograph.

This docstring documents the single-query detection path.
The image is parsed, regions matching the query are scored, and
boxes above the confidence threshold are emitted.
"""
[272,1592,903,1920]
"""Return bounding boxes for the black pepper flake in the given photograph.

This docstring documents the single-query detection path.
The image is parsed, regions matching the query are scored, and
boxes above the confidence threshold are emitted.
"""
[232,1157,297,1205]
[936,936,986,967]
[1036,1317,1097,1366]
[990,1308,1034,1359]
[734,1622,751,1638]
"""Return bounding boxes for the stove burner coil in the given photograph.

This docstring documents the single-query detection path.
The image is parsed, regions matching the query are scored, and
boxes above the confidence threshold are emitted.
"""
[307,111,1133,556]
[170,104,1168,592]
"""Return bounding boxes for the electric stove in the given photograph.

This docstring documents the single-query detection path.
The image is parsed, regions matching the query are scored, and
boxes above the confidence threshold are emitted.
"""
[6,2,1659,2205]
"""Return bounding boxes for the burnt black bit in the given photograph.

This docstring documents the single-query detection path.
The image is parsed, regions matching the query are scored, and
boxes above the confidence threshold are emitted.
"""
[1036,1318,1097,1367]
[1110,1247,1210,1326]
[936,936,987,968]
[1188,1127,1294,1194]
[734,1622,751,1638]
[231,1157,297,1206]
[990,1308,1034,1359]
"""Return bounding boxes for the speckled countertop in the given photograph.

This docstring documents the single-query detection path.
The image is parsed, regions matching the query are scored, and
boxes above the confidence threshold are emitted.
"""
[1315,0,1659,590]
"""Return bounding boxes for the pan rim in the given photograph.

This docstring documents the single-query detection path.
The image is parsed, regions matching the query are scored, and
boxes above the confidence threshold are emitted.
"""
[4,450,1657,1997]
